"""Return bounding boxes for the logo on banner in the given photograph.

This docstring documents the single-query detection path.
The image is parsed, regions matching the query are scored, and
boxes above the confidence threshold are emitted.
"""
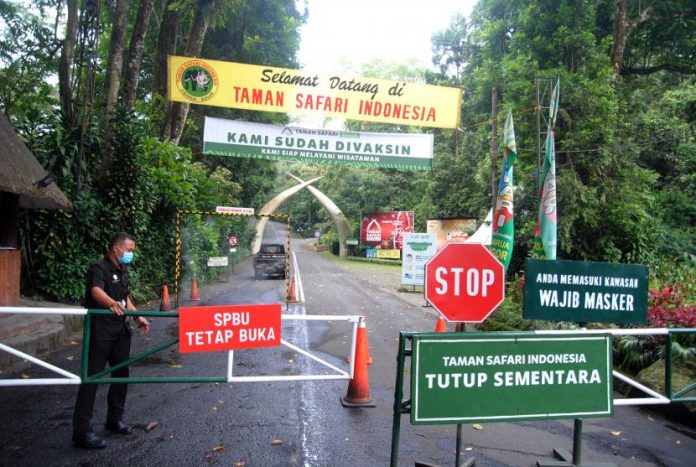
[176,60,219,102]
[366,219,381,242]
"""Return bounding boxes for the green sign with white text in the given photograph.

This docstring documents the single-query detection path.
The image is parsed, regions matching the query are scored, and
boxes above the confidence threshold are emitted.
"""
[410,333,613,425]
[524,259,648,324]
[203,117,434,170]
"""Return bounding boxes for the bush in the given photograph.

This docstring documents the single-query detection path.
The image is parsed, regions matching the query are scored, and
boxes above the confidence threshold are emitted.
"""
[615,282,696,374]
[19,107,250,305]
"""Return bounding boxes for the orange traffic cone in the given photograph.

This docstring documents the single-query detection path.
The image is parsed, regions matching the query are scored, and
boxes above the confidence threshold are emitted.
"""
[434,316,448,332]
[160,284,172,311]
[341,317,376,408]
[346,316,373,365]
[189,276,200,301]
[286,276,297,302]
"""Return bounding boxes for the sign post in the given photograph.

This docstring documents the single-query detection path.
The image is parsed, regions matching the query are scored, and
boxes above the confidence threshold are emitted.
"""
[423,243,505,465]
[524,258,647,466]
[390,331,614,467]
[228,235,238,248]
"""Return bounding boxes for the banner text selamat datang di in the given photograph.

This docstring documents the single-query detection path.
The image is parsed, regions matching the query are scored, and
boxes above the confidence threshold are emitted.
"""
[167,55,463,129]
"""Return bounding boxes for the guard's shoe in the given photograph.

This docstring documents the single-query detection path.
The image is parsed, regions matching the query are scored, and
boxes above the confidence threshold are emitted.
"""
[72,432,106,449]
[105,420,133,435]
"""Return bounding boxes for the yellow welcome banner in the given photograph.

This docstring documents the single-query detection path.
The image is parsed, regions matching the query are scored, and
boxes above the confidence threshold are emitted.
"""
[167,55,462,129]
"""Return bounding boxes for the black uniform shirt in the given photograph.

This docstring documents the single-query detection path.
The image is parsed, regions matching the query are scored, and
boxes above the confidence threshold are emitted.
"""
[85,257,131,340]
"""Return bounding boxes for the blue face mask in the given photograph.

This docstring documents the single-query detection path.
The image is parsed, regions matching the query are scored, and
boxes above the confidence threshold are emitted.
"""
[118,251,134,265]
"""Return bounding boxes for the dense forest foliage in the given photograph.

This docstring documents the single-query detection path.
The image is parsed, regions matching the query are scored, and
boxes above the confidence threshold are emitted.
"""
[1,0,694,331]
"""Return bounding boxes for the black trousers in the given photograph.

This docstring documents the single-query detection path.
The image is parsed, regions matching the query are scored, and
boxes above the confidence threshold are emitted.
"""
[73,326,131,436]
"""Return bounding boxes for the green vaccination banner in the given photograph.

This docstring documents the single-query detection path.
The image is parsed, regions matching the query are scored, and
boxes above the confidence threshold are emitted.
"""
[203,117,434,170]
[410,333,613,425]
[524,259,649,324]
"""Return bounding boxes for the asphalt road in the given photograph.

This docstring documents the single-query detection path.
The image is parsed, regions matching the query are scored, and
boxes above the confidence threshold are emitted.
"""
[1,236,695,466]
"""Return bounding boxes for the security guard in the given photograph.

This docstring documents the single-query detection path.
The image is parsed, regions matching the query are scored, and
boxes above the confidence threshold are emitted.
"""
[72,232,150,449]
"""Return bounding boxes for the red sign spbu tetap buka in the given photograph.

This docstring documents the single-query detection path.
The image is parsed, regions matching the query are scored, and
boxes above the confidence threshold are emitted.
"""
[179,303,281,353]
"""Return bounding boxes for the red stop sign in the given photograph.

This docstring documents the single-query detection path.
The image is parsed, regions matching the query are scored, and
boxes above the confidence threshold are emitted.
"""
[424,243,505,323]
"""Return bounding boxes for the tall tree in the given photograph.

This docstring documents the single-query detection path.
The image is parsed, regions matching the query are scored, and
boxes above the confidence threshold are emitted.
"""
[58,0,78,125]
[102,0,130,116]
[610,0,651,79]
[122,0,155,107]
[162,0,227,144]
[618,0,696,76]
[152,0,179,138]
[99,0,130,178]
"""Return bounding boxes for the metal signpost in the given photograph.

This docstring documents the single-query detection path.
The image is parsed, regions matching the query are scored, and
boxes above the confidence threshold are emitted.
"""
[524,258,649,465]
[421,242,506,466]
[391,250,649,466]
[391,331,615,467]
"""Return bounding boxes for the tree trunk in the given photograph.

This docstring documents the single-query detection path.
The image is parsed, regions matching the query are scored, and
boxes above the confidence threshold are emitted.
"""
[610,0,630,79]
[611,0,651,79]
[58,0,78,126]
[100,0,131,178]
[123,0,155,108]
[153,0,179,99]
[165,1,212,145]
[103,0,130,116]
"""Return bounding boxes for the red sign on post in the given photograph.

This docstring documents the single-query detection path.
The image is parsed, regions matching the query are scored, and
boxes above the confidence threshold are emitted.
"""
[179,303,281,353]
[424,243,505,323]
[228,235,238,247]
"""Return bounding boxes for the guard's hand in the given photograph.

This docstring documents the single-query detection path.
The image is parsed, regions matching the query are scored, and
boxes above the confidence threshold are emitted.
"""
[109,300,125,316]
[135,316,150,335]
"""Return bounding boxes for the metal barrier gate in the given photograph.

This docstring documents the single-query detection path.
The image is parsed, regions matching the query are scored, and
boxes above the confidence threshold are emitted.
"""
[390,328,696,467]
[0,307,360,386]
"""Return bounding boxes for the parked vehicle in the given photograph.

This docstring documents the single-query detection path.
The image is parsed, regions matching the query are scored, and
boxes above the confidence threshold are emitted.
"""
[253,243,286,279]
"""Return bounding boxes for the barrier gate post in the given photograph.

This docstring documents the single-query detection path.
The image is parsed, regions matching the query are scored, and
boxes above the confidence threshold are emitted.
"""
[454,323,475,467]
[390,332,409,467]
[536,321,616,467]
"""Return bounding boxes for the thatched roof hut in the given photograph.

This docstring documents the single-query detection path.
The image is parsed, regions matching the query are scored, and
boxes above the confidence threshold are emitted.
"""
[0,112,72,210]
[0,111,72,305]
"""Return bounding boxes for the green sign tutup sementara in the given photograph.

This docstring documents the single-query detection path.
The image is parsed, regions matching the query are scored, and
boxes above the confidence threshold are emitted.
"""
[410,332,613,425]
[524,259,648,324]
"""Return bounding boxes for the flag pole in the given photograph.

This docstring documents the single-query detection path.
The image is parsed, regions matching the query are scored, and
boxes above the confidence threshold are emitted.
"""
[490,87,499,216]
[536,80,542,189]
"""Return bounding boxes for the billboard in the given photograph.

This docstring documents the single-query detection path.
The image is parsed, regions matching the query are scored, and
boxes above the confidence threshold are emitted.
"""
[361,211,414,250]
[426,218,478,248]
[203,117,434,170]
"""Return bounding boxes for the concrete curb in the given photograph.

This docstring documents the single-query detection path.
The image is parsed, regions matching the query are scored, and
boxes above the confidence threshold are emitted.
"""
[0,299,83,374]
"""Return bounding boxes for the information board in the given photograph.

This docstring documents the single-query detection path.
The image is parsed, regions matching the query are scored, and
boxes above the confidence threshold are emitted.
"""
[411,333,613,424]
[524,259,648,324]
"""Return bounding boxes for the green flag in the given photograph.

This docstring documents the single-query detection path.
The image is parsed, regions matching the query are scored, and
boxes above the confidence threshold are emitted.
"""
[533,78,559,260]
[549,77,560,129]
[533,132,557,259]
[491,110,516,271]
